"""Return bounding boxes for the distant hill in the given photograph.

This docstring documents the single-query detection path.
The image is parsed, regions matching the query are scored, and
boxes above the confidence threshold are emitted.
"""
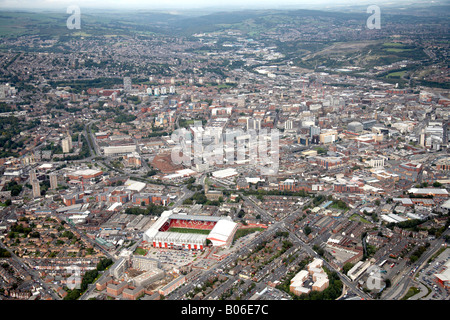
[0,6,447,38]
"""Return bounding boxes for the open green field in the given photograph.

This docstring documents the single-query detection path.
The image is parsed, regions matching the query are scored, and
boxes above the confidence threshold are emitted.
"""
[383,42,405,47]
[385,48,413,53]
[134,247,148,256]
[386,70,407,78]
[349,214,371,224]
[295,35,429,72]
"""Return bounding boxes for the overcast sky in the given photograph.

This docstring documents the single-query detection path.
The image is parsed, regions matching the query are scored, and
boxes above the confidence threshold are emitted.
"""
[0,0,436,11]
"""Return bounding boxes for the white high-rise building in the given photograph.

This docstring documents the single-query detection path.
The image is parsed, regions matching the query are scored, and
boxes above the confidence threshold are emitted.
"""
[285,119,293,131]
[0,85,6,99]
[247,118,261,131]
[419,128,426,147]
[62,135,72,153]
[31,179,41,198]
[123,77,132,92]
[50,173,58,190]
[310,125,321,138]
[368,157,386,168]
[30,170,37,181]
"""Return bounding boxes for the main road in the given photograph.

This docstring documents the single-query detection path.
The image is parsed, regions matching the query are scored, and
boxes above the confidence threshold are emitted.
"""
[382,228,450,300]
[0,243,61,300]
[242,194,372,300]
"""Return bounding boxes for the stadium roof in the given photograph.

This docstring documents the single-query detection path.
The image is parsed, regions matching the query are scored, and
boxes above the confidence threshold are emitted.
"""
[170,214,224,222]
[143,214,171,240]
[152,231,207,244]
[207,219,238,246]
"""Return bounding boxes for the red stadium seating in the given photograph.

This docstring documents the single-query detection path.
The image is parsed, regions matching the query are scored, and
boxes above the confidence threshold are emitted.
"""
[160,218,217,231]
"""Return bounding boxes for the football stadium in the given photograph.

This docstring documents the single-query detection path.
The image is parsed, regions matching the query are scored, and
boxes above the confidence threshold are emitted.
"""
[143,210,238,250]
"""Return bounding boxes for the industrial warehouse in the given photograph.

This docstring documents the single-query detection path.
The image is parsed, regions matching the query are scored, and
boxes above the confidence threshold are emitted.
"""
[142,210,238,250]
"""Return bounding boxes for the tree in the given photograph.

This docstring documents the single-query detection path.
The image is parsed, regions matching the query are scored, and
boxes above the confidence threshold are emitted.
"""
[6,181,22,197]
[125,203,165,216]
[97,258,113,271]
[184,177,196,185]
[304,226,312,236]
[433,181,442,188]
[342,262,354,275]
[64,289,81,300]
[29,231,40,238]
[192,192,207,204]
[0,248,11,258]
[313,244,324,257]
[61,230,74,239]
